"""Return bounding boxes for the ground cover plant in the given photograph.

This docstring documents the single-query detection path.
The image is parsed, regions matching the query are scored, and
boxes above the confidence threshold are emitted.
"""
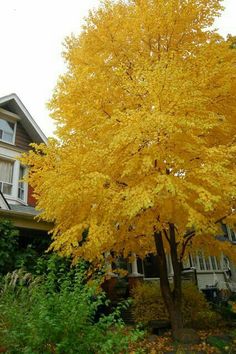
[131,282,221,329]
[0,256,142,354]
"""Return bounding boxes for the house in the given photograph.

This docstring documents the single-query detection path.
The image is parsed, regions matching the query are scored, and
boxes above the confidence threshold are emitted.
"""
[0,93,51,247]
[123,224,236,297]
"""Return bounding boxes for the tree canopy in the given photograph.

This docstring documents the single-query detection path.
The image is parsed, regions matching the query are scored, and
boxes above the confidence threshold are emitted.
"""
[23,0,236,265]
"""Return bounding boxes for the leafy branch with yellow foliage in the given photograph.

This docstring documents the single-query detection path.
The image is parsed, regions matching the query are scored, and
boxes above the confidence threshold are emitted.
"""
[22,0,236,339]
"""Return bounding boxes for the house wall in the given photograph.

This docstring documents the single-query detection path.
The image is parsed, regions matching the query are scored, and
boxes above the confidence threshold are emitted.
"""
[27,185,36,207]
[15,122,32,151]
[196,271,227,290]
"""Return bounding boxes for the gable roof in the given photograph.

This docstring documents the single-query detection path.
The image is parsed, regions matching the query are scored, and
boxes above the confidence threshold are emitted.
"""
[0,93,47,144]
[0,191,10,210]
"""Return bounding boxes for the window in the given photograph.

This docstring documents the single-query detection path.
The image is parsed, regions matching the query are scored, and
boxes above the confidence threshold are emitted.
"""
[143,254,160,278]
[205,256,211,270]
[18,165,25,200]
[191,253,222,271]
[191,255,198,269]
[198,252,205,270]
[221,223,228,238]
[210,256,218,270]
[0,159,13,195]
[221,224,236,243]
[0,118,15,144]
[229,229,236,242]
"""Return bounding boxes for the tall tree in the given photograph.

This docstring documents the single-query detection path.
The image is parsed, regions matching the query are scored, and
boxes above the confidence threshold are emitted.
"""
[23,0,236,337]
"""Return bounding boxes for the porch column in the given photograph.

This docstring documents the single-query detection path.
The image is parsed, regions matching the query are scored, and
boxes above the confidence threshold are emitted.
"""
[131,253,140,276]
[105,251,117,277]
[102,252,118,300]
[128,253,144,290]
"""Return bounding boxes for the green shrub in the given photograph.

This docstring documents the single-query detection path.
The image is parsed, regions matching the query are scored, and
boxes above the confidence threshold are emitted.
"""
[131,281,221,329]
[0,260,142,353]
[0,219,19,274]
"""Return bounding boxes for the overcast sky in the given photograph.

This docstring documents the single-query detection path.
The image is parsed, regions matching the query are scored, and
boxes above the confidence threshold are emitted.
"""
[0,0,235,137]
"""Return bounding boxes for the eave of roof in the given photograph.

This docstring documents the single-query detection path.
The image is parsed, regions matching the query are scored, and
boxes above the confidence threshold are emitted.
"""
[9,204,40,216]
[0,208,52,231]
[0,93,48,144]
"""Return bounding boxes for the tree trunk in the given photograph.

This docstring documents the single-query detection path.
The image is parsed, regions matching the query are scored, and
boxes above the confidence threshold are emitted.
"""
[154,226,184,339]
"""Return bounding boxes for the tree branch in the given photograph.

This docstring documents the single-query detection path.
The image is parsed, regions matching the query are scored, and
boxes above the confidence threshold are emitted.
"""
[163,229,171,244]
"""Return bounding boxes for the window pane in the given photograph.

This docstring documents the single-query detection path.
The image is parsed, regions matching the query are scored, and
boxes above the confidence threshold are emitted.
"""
[211,256,217,270]
[3,132,13,143]
[19,166,24,178]
[198,252,205,270]
[191,255,198,269]
[0,160,13,183]
[205,257,211,270]
[216,257,221,270]
[19,166,24,188]
[221,223,228,238]
[18,166,25,200]
[0,119,14,143]
[230,229,236,242]
[137,258,144,274]
[3,183,12,195]
[222,256,230,271]
[18,188,24,200]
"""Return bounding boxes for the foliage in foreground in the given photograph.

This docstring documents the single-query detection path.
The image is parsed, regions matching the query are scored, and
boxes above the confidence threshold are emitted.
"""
[131,282,221,329]
[0,219,19,274]
[0,259,142,354]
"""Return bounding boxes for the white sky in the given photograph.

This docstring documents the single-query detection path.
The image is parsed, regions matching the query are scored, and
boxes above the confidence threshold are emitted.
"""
[0,0,235,137]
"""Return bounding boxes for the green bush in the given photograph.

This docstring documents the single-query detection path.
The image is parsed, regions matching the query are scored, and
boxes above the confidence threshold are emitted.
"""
[0,219,19,274]
[0,259,142,354]
[0,218,52,275]
[131,281,221,329]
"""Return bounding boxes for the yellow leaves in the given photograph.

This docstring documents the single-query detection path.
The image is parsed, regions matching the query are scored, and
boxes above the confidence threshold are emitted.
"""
[121,186,154,219]
[141,155,153,173]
